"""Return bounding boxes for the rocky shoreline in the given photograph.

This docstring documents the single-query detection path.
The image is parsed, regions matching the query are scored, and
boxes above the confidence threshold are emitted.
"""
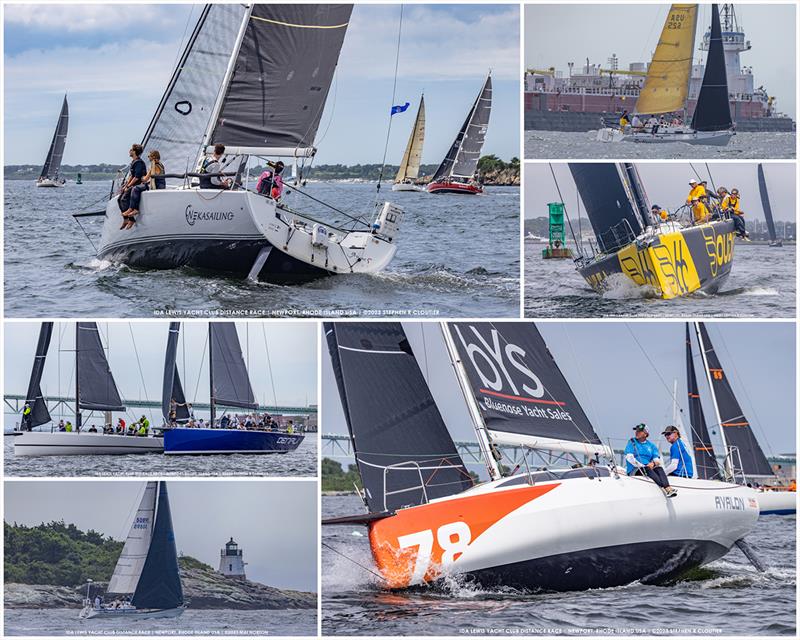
[5,565,316,610]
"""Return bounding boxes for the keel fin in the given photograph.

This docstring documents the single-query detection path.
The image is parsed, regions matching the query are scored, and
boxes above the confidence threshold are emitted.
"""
[246,246,272,282]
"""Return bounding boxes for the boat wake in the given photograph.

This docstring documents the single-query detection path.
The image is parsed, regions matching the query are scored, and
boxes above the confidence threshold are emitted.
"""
[599,274,659,300]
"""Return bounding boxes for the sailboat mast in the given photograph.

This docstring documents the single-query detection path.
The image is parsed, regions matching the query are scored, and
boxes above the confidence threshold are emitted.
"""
[200,5,254,155]
[208,324,216,427]
[694,322,732,480]
[75,324,81,429]
[440,323,502,481]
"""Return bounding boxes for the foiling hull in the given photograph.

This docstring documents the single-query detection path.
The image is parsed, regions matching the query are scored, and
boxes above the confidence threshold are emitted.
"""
[597,127,735,146]
[36,178,66,188]
[391,183,424,192]
[577,220,736,299]
[756,490,796,515]
[163,427,304,455]
[80,605,185,620]
[14,432,164,456]
[97,189,398,283]
[427,180,483,195]
[366,473,758,591]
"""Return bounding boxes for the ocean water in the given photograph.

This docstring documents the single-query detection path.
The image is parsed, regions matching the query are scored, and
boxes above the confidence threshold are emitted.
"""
[3,608,317,636]
[523,240,796,318]
[3,426,317,477]
[321,494,796,636]
[524,131,797,160]
[3,181,519,318]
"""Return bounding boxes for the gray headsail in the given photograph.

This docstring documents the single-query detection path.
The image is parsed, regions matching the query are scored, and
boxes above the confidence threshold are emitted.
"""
[569,163,643,253]
[39,95,69,180]
[210,5,353,155]
[209,323,258,410]
[431,74,492,182]
[162,323,190,424]
[324,322,473,513]
[141,4,247,182]
[685,324,719,479]
[447,322,607,456]
[696,323,773,478]
[24,322,54,427]
[757,164,778,243]
[76,323,125,412]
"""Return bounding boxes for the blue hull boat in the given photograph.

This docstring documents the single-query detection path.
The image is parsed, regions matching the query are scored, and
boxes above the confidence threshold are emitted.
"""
[163,428,304,455]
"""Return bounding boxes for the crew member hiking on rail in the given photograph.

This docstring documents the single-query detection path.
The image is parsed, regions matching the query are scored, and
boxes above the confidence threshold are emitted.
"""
[662,425,694,478]
[199,143,232,190]
[121,149,166,230]
[118,144,147,229]
[722,188,749,240]
[625,424,678,498]
[687,179,710,224]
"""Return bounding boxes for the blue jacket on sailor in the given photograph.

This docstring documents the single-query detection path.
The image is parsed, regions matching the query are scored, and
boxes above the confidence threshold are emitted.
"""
[624,438,660,475]
[669,439,694,477]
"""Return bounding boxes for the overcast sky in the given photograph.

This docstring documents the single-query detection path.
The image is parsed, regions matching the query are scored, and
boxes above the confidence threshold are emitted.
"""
[4,322,317,423]
[525,4,796,118]
[4,480,317,591]
[4,4,519,166]
[322,322,796,474]
[524,162,797,222]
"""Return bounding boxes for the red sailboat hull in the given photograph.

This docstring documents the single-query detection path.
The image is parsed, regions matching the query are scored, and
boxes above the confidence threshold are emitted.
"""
[426,180,484,195]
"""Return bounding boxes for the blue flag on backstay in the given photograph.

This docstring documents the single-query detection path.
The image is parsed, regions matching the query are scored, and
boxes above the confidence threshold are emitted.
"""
[390,102,411,116]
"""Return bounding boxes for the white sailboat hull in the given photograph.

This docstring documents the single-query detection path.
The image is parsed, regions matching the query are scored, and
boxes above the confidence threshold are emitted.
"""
[97,189,398,281]
[756,489,796,515]
[14,432,164,456]
[36,179,66,188]
[391,183,424,192]
[367,472,759,590]
[596,127,734,146]
[80,605,185,620]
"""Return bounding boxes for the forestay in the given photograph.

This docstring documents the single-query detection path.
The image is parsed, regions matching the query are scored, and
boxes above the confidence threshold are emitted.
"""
[447,322,608,456]
[40,95,69,180]
[635,4,698,115]
[697,323,773,477]
[24,323,54,427]
[685,324,719,479]
[209,323,257,409]
[141,4,247,183]
[325,322,473,513]
[76,323,126,412]
[162,323,190,423]
[107,482,158,596]
[691,4,733,132]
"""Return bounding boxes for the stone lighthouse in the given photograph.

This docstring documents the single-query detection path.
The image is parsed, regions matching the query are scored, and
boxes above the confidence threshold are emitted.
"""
[218,537,247,580]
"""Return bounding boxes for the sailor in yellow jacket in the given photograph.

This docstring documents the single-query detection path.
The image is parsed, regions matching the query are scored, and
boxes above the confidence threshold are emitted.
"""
[686,179,709,224]
[619,110,630,132]
[722,188,749,239]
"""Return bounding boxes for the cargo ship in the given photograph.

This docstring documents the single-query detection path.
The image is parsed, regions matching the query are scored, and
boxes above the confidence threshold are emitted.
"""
[525,4,794,133]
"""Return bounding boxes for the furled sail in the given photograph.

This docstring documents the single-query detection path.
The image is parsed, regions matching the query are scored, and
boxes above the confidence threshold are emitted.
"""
[447,323,608,456]
[24,322,54,428]
[696,323,773,477]
[141,5,246,182]
[569,163,643,253]
[757,164,778,242]
[691,4,733,132]
[162,323,190,423]
[76,323,125,412]
[132,482,184,610]
[431,74,492,182]
[210,5,353,156]
[107,482,158,596]
[209,323,257,409]
[685,324,718,479]
[394,96,426,183]
[39,95,69,180]
[325,322,473,513]
[634,5,698,115]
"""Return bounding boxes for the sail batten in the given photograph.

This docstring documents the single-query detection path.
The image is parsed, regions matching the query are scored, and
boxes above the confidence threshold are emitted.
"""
[395,97,426,182]
[24,323,54,428]
[325,322,473,513]
[76,323,125,412]
[691,4,733,131]
[40,95,69,180]
[635,5,698,115]
[209,323,257,409]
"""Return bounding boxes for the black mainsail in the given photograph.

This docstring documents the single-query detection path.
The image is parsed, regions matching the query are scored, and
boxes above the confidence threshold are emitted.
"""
[757,164,780,244]
[431,74,492,183]
[162,323,190,424]
[39,94,69,181]
[23,323,54,428]
[569,163,643,253]
[76,323,125,413]
[685,324,719,479]
[696,323,773,478]
[447,323,606,455]
[690,4,733,132]
[325,322,473,513]
[209,323,258,416]
[210,5,353,156]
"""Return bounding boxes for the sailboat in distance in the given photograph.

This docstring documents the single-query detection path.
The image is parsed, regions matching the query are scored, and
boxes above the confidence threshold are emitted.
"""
[80,482,185,619]
[392,96,426,192]
[89,5,402,284]
[36,94,68,187]
[597,4,735,146]
[758,164,782,247]
[323,322,759,591]
[427,74,491,194]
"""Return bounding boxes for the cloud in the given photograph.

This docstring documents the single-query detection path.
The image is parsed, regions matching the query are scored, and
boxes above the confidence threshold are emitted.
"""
[4,4,174,32]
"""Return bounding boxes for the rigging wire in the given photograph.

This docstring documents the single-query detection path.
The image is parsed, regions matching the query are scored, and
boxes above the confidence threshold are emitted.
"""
[127,323,156,426]
[321,541,385,581]
[375,5,404,196]
[260,323,279,408]
[548,164,582,257]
